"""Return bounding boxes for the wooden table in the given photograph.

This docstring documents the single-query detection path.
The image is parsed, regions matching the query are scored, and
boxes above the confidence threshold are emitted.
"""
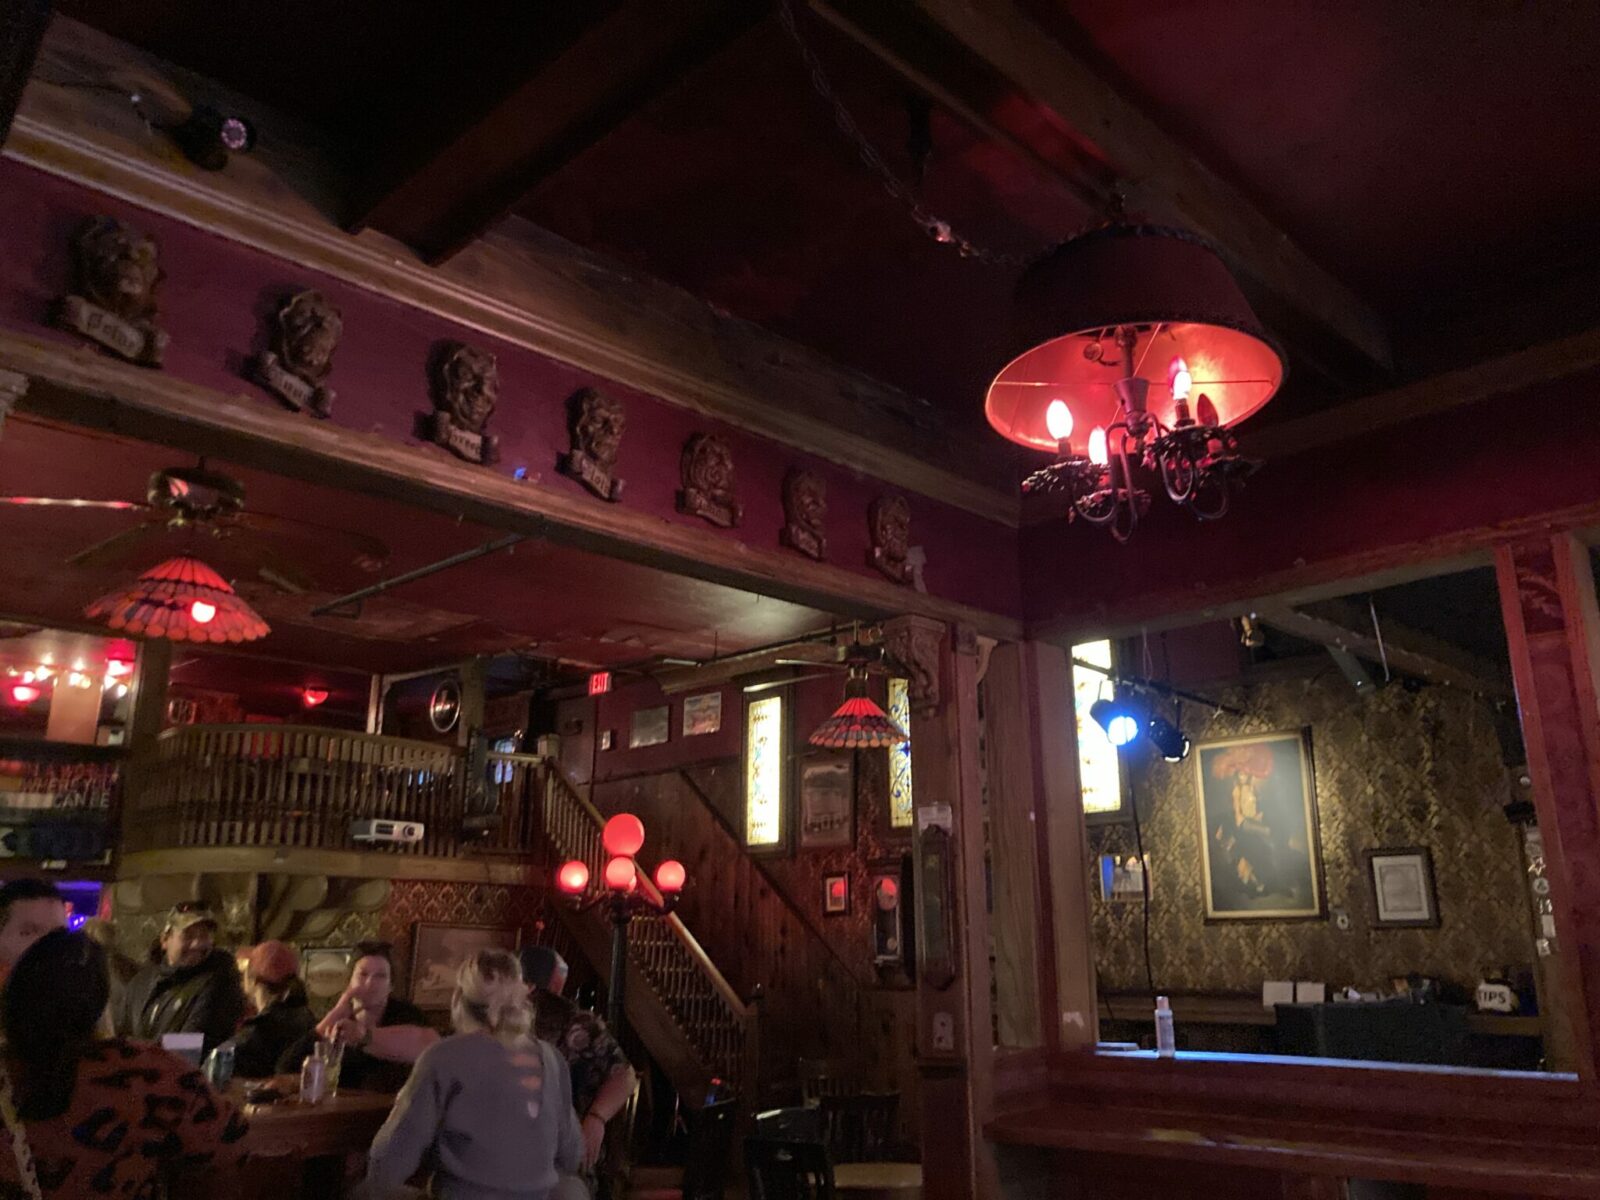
[173,1087,395,1199]
[834,1161,923,1199]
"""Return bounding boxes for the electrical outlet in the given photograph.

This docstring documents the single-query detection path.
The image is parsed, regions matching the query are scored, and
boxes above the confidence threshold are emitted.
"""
[931,1011,956,1052]
[1331,906,1352,932]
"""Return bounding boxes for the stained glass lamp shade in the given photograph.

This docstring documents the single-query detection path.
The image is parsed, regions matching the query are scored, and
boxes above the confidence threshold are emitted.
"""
[84,555,270,643]
[810,669,908,749]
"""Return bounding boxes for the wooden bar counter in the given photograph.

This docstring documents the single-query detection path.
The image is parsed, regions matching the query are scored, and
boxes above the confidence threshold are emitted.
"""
[175,1086,395,1199]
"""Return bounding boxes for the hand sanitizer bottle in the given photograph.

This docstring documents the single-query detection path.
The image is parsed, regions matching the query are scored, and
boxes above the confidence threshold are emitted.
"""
[1155,995,1176,1058]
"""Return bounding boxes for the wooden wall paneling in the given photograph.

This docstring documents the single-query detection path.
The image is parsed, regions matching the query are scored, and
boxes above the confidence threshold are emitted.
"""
[982,642,1044,1049]
[1028,642,1098,1052]
[1494,535,1600,1083]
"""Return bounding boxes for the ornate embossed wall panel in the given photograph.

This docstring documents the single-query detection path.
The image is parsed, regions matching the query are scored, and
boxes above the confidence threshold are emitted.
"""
[378,879,555,1001]
[1090,671,1529,994]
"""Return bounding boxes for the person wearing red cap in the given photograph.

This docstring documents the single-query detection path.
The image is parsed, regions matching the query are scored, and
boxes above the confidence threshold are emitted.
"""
[233,939,316,1079]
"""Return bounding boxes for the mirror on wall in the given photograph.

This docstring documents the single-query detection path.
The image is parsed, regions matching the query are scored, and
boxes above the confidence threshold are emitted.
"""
[1082,562,1567,1074]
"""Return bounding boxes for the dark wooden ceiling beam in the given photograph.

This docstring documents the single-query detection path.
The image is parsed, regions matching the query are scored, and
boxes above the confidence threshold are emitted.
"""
[1255,599,1512,697]
[349,0,768,265]
[812,0,1393,371]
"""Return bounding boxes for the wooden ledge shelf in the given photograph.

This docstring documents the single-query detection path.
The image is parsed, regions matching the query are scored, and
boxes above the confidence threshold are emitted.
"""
[118,846,545,886]
[1099,991,1546,1038]
[986,1099,1600,1197]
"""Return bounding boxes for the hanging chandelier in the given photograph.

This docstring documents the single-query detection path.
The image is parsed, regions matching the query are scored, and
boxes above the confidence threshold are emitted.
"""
[987,225,1285,541]
[84,555,270,643]
[810,666,908,750]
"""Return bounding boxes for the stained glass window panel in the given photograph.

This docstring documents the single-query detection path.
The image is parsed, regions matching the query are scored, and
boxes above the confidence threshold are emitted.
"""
[889,677,913,828]
[1072,640,1123,816]
[745,695,784,846]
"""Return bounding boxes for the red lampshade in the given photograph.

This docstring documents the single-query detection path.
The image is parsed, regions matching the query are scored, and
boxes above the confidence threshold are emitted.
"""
[557,859,591,895]
[9,683,40,705]
[84,556,270,644]
[986,225,1284,454]
[654,859,686,894]
[300,687,330,709]
[809,672,908,749]
[604,856,638,892]
[602,813,646,858]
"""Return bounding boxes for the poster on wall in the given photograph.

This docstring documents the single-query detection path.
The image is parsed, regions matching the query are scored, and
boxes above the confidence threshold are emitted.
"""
[1193,730,1324,920]
[1365,847,1440,928]
[682,692,723,737]
[799,752,854,848]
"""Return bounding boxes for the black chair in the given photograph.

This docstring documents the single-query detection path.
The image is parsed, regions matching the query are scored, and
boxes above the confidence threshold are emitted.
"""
[629,1098,738,1200]
[754,1105,824,1144]
[819,1092,900,1163]
[746,1136,837,1200]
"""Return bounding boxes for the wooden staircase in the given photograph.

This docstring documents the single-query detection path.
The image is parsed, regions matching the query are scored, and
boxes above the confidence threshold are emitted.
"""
[535,759,759,1103]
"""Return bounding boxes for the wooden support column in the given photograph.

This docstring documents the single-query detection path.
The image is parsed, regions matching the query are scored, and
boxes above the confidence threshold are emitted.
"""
[458,656,487,749]
[1495,535,1600,1080]
[1026,641,1099,1052]
[983,642,1044,1050]
[887,616,994,1200]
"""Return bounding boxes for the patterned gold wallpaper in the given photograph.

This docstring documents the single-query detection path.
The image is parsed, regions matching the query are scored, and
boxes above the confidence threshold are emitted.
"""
[1089,670,1531,995]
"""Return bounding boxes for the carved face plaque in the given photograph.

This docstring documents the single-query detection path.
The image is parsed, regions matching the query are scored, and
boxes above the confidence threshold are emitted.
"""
[677,433,742,528]
[55,216,168,366]
[869,494,913,584]
[781,468,827,561]
[252,289,341,418]
[424,342,501,465]
[560,388,626,501]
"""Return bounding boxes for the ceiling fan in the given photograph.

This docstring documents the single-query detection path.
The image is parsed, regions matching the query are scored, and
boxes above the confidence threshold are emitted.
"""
[741,628,895,694]
[0,461,390,589]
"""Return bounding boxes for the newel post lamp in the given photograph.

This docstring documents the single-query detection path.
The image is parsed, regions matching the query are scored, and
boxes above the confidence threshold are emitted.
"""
[556,813,686,1033]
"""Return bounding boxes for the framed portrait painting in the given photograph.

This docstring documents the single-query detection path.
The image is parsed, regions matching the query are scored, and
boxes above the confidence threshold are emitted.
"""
[1365,847,1440,928]
[410,923,521,1009]
[1193,730,1324,920]
[799,752,854,849]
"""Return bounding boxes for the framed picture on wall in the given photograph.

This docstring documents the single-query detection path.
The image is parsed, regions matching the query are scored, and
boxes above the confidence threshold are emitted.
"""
[1365,847,1440,928]
[799,751,854,848]
[682,691,723,737]
[823,872,850,915]
[629,705,670,749]
[1193,729,1324,921]
[410,923,521,1009]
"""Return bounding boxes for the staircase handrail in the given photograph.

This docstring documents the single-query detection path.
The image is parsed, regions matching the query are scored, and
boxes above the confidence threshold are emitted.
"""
[539,760,751,1020]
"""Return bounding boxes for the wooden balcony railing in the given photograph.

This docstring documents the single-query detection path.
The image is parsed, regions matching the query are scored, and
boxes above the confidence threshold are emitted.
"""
[130,724,536,858]
[539,763,758,1096]
[129,726,755,1095]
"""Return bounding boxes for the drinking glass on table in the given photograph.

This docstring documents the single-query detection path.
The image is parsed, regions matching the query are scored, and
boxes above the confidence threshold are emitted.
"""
[316,1037,346,1098]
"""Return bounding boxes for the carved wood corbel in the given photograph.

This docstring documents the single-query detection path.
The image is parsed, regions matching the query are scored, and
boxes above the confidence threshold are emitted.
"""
[883,615,948,715]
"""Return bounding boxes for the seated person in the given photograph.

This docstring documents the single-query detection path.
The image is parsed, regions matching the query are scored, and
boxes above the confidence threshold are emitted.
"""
[0,877,66,983]
[521,946,635,1196]
[362,948,582,1200]
[279,940,437,1092]
[119,901,247,1056]
[0,930,249,1196]
[233,939,316,1079]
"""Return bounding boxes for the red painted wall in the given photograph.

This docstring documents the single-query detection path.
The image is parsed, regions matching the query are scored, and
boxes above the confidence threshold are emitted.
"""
[0,161,1021,618]
[1023,367,1600,631]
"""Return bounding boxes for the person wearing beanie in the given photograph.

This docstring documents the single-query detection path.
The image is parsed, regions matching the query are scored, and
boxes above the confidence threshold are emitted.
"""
[117,901,247,1056]
[232,939,316,1079]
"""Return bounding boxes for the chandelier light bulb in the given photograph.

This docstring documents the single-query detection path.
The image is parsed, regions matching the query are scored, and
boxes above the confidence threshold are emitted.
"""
[189,599,217,624]
[1088,426,1109,467]
[1169,357,1192,402]
[1045,399,1074,443]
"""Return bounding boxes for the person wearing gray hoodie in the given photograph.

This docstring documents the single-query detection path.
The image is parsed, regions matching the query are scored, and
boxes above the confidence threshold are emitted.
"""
[361,947,583,1200]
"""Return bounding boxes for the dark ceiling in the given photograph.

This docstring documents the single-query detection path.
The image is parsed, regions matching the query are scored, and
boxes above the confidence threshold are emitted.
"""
[46,1,1600,458]
[0,420,834,675]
